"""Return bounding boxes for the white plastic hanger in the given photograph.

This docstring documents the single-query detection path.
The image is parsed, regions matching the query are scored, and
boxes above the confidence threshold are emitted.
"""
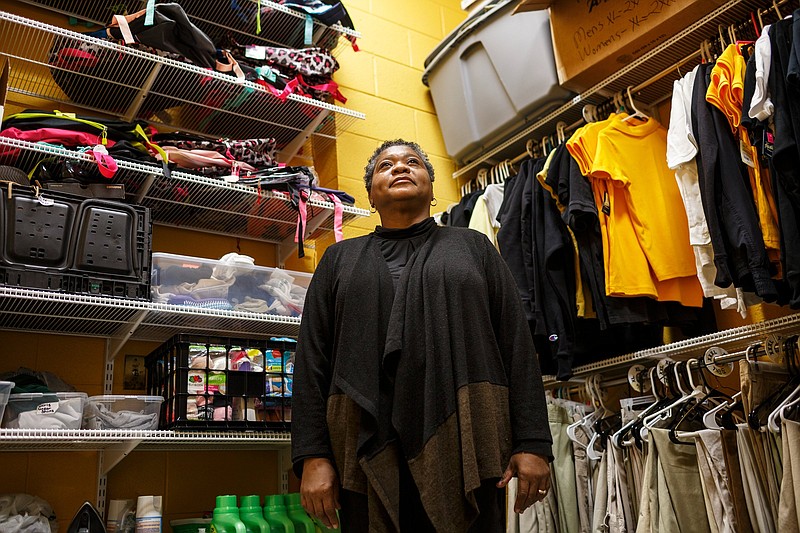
[622,86,649,122]
[768,382,800,433]
[703,391,742,430]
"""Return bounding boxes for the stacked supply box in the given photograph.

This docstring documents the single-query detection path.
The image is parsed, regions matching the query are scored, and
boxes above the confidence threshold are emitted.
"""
[145,334,295,430]
[150,252,311,317]
[0,184,151,299]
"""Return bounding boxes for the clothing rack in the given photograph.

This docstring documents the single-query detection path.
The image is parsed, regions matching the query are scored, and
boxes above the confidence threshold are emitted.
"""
[542,313,800,386]
[452,0,773,182]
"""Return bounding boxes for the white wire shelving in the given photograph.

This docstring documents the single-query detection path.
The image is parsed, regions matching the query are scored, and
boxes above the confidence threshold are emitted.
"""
[0,428,291,451]
[0,286,303,341]
[0,11,365,151]
[0,137,370,250]
[13,0,360,53]
[453,0,767,180]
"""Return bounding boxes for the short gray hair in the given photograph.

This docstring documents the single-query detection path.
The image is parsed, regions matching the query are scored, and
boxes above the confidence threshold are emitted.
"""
[363,139,435,193]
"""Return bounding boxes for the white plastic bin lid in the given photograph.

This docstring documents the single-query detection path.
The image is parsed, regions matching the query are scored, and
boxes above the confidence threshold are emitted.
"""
[87,395,164,403]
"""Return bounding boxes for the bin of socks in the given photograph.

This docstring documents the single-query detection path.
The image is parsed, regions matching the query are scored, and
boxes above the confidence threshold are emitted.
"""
[83,395,164,430]
[145,334,294,430]
[150,252,310,316]
[2,392,88,429]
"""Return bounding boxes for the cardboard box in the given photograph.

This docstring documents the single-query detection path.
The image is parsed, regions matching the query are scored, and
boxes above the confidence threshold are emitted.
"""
[549,0,725,92]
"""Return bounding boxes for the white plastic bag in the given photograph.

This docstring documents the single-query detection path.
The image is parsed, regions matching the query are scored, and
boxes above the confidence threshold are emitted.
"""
[0,494,57,533]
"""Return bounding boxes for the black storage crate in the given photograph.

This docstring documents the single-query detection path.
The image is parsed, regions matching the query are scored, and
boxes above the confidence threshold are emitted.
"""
[0,185,151,300]
[145,334,295,430]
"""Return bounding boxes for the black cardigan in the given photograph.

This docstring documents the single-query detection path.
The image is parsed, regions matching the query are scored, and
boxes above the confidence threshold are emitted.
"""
[291,225,552,529]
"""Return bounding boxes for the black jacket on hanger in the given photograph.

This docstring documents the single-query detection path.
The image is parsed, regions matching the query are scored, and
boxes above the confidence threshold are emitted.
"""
[769,16,800,307]
[691,62,778,301]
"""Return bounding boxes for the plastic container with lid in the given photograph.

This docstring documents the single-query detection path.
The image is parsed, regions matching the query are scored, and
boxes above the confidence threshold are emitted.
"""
[83,395,164,430]
[238,495,270,533]
[0,381,14,425]
[262,495,293,533]
[284,494,314,533]
[150,253,311,318]
[211,495,246,533]
[2,391,87,429]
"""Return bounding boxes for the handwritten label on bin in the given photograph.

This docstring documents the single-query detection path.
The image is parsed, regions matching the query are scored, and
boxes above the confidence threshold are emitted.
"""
[564,0,684,63]
[36,401,59,415]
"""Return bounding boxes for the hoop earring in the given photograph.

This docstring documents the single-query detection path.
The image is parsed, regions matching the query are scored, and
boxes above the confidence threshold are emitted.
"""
[430,198,438,206]
[370,205,377,213]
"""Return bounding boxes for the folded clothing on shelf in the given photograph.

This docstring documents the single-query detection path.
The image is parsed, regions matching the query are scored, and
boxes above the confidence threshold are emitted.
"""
[2,392,88,430]
[83,395,163,430]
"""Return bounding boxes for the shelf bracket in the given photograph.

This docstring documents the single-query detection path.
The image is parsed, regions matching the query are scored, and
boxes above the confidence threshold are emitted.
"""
[123,62,164,121]
[277,446,291,494]
[278,206,332,264]
[278,110,330,163]
[134,173,159,205]
[101,439,143,476]
[106,309,149,362]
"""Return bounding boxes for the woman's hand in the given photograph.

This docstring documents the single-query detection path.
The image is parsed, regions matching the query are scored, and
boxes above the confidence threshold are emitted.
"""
[300,457,341,529]
[496,452,551,513]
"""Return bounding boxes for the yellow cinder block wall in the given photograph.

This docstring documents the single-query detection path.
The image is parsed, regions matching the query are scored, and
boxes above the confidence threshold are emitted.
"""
[327,0,466,243]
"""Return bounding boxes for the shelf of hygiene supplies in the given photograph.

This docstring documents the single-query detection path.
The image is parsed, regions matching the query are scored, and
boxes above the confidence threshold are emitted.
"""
[542,312,800,386]
[0,428,291,452]
[12,0,360,54]
[0,137,370,249]
[453,0,766,180]
[0,11,365,153]
[0,287,302,344]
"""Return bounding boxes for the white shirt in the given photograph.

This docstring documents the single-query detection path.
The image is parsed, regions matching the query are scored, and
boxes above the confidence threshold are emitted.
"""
[749,24,774,121]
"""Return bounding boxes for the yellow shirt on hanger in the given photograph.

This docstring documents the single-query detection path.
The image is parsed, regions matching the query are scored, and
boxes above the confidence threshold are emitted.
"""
[567,115,660,300]
[706,43,747,132]
[568,115,703,307]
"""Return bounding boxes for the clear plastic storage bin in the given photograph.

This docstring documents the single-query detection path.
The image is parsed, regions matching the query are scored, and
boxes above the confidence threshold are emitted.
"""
[84,395,164,430]
[151,253,312,318]
[2,392,88,429]
[0,381,14,424]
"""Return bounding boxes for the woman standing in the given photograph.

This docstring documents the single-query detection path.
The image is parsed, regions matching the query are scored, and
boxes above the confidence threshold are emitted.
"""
[292,139,552,532]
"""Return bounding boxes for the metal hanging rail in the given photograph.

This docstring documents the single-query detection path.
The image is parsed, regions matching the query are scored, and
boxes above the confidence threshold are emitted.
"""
[542,312,800,386]
[452,0,765,180]
[0,11,365,149]
[12,0,360,53]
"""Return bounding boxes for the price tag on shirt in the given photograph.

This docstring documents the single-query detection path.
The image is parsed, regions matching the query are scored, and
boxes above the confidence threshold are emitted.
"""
[740,138,756,168]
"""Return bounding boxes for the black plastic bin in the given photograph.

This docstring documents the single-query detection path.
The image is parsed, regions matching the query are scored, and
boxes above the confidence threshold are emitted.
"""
[0,184,151,300]
[145,334,295,430]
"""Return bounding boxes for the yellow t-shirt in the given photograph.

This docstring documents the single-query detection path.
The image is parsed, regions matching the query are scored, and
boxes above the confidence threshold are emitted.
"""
[568,116,703,307]
[706,43,747,132]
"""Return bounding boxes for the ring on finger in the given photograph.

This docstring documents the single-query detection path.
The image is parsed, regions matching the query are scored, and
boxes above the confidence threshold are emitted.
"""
[538,489,547,495]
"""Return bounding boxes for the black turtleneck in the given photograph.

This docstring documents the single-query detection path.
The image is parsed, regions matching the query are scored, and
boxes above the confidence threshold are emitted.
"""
[374,217,437,289]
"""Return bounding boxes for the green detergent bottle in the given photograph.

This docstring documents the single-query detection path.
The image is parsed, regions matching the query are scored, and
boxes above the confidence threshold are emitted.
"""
[239,495,271,533]
[284,493,315,533]
[262,495,294,533]
[211,496,247,533]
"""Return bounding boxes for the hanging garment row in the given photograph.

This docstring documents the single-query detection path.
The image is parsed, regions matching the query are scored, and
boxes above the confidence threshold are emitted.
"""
[509,334,800,533]
[438,4,800,380]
